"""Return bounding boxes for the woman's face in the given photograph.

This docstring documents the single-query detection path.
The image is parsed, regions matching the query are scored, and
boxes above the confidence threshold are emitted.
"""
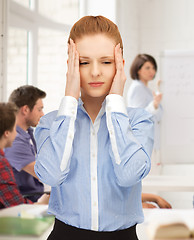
[75,34,117,100]
[138,61,156,84]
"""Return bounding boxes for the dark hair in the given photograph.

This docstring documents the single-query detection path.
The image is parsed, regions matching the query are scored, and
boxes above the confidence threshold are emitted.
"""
[0,102,18,138]
[68,15,123,55]
[130,54,157,80]
[9,85,46,111]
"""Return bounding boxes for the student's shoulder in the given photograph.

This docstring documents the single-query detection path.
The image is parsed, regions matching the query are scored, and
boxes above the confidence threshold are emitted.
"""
[0,154,9,167]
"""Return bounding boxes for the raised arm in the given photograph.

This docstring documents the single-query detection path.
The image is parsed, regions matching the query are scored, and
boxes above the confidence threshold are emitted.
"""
[35,39,80,186]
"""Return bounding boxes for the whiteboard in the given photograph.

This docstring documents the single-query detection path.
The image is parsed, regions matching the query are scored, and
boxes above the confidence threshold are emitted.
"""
[160,50,194,163]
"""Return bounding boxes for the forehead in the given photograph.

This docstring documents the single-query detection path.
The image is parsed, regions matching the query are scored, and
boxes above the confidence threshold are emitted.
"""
[143,61,154,67]
[75,34,116,58]
[33,99,43,108]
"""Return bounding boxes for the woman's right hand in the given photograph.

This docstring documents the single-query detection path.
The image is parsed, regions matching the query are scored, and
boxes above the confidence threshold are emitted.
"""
[65,39,80,100]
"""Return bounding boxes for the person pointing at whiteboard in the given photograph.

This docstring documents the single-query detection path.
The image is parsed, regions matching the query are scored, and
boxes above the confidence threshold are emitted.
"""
[127,54,162,174]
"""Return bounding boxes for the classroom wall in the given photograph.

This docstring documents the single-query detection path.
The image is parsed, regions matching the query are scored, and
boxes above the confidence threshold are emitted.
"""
[139,0,194,54]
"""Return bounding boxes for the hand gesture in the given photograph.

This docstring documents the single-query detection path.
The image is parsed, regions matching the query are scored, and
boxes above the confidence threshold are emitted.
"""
[109,44,126,96]
[153,91,163,109]
[65,39,80,100]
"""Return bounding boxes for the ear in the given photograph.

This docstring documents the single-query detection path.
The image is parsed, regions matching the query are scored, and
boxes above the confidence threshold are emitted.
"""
[4,130,10,138]
[21,105,30,115]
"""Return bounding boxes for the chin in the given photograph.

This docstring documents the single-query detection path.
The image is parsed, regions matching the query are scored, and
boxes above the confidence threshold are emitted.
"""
[90,94,107,99]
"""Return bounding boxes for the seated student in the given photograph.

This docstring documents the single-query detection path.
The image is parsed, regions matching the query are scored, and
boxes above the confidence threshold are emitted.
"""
[0,102,49,209]
[5,85,46,202]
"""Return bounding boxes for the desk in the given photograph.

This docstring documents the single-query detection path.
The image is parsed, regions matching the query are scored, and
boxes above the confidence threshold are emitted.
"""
[142,175,194,192]
[0,204,53,240]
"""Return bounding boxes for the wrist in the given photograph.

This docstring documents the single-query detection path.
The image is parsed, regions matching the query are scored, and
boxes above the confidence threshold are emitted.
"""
[65,89,80,100]
[153,101,158,109]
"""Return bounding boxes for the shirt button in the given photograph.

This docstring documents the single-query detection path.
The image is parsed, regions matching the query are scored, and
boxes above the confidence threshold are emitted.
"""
[92,153,95,158]
[92,131,95,135]
[92,176,96,181]
[71,110,75,115]
[94,202,97,207]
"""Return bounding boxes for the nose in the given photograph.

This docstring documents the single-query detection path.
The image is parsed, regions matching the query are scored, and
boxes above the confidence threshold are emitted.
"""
[40,110,44,117]
[91,61,101,77]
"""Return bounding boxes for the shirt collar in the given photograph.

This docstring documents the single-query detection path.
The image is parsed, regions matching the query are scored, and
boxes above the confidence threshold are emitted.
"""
[16,126,33,140]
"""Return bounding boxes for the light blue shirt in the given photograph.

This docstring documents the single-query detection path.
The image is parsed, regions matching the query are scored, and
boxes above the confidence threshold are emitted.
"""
[34,94,154,232]
[127,80,163,149]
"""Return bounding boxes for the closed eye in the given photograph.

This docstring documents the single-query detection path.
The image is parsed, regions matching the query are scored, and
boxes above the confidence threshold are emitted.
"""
[103,61,112,64]
[80,62,89,65]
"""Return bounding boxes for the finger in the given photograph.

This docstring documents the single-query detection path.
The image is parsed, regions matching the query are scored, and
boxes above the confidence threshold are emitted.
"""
[67,40,73,71]
[68,39,76,73]
[74,50,80,74]
[115,44,123,71]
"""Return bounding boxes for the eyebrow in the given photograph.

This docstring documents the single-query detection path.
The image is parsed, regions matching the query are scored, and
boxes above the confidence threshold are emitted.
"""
[79,56,114,60]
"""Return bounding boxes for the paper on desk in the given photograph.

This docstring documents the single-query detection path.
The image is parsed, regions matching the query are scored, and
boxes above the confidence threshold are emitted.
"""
[20,205,49,218]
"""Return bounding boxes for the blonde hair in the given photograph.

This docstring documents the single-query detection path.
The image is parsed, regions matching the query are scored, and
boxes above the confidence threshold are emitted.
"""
[68,15,123,54]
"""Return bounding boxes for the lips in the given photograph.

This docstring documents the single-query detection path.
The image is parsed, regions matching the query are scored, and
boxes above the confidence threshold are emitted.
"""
[89,82,104,87]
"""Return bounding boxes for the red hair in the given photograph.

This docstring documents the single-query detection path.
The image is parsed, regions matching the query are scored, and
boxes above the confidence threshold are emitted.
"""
[68,15,123,54]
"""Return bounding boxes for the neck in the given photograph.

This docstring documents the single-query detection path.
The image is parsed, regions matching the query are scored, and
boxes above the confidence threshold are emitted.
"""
[16,115,29,131]
[0,139,6,150]
[140,79,148,86]
[81,95,105,123]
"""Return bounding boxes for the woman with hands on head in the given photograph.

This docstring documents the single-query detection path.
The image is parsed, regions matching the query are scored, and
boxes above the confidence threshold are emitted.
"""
[35,16,154,240]
[127,54,163,174]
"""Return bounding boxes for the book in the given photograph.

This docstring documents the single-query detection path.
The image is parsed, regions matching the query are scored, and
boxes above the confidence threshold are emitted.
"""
[0,216,54,236]
[145,209,194,239]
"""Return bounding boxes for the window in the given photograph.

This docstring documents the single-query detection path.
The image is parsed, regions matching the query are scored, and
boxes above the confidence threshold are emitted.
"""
[7,0,79,113]
[37,28,68,111]
[12,0,30,9]
[38,0,79,25]
[7,28,28,96]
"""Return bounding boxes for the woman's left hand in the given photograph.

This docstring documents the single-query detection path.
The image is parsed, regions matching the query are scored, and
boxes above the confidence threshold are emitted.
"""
[153,91,163,109]
[109,44,126,96]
